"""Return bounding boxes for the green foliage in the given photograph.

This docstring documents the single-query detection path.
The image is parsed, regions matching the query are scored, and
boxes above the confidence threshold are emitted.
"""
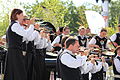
[64,1,81,32]
[0,0,119,36]
[24,0,69,28]
[0,14,9,36]
[109,0,120,27]
[105,27,117,37]
[0,0,21,36]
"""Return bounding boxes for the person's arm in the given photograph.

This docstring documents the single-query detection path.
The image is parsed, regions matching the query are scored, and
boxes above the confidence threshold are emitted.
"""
[95,61,103,72]
[52,36,61,46]
[110,34,117,42]
[88,38,100,48]
[114,58,120,73]
[103,62,109,71]
[11,23,34,38]
[44,38,53,51]
[101,56,109,71]
[61,53,87,68]
[89,64,97,73]
[82,61,94,74]
[109,34,118,47]
[27,31,39,41]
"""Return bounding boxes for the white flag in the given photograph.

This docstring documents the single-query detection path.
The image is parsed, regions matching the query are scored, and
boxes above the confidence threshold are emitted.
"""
[85,11,105,34]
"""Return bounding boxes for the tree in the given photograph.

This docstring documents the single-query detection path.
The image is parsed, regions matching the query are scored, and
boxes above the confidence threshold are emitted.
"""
[0,0,21,36]
[24,0,69,28]
[109,0,120,27]
[64,1,81,33]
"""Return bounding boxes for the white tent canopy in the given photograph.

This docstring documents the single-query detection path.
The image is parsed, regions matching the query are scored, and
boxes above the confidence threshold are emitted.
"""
[85,10,105,34]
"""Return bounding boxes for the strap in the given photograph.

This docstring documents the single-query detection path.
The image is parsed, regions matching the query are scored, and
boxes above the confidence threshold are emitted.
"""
[59,35,63,44]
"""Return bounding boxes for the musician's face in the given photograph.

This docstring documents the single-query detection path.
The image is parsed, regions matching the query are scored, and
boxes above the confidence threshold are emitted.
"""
[100,31,107,37]
[16,13,24,22]
[86,29,91,33]
[22,20,30,25]
[72,41,80,53]
[64,29,70,35]
[79,29,86,35]
[117,48,120,55]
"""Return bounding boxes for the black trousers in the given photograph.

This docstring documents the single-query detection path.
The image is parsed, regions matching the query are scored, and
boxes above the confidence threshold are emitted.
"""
[33,49,46,80]
[114,78,120,80]
[25,51,34,80]
[82,73,89,80]
[4,48,27,80]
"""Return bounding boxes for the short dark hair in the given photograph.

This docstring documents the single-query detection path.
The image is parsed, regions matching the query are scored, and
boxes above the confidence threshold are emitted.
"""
[61,35,69,47]
[100,28,107,32]
[59,27,64,32]
[87,27,90,29]
[65,38,77,48]
[10,8,23,21]
[63,27,70,31]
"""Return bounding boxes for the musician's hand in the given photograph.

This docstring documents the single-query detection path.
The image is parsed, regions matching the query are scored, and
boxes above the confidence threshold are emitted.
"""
[109,48,115,52]
[113,42,118,47]
[40,30,45,38]
[34,24,40,29]
[46,33,51,41]
[84,50,90,56]
[101,56,105,63]
[29,17,35,25]
[89,54,94,59]
[54,43,62,47]
[94,45,100,48]
[91,58,95,65]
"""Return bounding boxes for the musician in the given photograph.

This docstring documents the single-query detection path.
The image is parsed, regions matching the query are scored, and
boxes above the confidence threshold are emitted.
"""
[113,46,120,80]
[86,27,92,41]
[52,27,70,51]
[80,53,96,80]
[57,37,88,80]
[39,29,53,80]
[109,25,120,47]
[76,26,88,48]
[86,27,91,35]
[56,27,64,36]
[91,56,108,80]
[89,28,108,50]
[21,19,40,80]
[57,35,70,55]
[4,9,35,80]
[57,35,69,79]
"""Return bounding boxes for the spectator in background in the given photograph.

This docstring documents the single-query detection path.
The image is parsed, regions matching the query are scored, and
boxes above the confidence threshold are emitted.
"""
[109,25,120,47]
[52,27,70,51]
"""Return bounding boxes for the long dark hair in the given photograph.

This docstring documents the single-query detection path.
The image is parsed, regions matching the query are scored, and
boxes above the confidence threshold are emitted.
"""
[10,9,23,21]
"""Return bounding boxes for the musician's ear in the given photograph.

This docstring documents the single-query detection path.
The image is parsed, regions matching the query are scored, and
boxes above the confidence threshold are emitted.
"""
[114,46,120,56]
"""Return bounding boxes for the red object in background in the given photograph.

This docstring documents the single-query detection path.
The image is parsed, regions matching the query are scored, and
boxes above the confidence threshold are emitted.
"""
[0,41,4,46]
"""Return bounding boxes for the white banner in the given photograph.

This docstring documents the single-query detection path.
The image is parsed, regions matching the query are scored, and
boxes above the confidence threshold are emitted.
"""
[85,10,105,34]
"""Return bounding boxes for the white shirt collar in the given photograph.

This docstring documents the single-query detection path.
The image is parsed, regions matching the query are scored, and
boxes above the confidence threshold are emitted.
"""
[15,20,19,23]
[63,49,76,56]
